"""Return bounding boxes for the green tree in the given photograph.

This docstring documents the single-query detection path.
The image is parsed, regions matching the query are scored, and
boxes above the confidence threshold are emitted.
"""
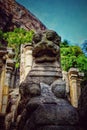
[60,40,87,81]
[60,42,86,71]
[3,28,34,68]
[60,40,69,48]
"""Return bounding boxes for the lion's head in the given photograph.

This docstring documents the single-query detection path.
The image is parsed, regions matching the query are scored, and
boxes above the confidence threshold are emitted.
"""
[32,30,61,62]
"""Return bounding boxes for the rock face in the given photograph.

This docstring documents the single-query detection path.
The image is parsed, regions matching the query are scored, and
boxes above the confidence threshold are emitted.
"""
[15,30,79,130]
[0,0,46,32]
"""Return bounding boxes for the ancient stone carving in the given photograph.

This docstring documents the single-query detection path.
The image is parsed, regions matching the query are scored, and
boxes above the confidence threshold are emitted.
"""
[32,30,60,62]
[15,30,79,130]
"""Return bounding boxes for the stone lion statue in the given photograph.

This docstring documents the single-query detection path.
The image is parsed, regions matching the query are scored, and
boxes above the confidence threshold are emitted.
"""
[19,30,62,97]
[14,30,79,130]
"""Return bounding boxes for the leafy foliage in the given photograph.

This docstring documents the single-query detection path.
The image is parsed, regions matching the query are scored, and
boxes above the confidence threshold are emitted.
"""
[3,28,34,47]
[2,28,34,68]
[60,40,87,80]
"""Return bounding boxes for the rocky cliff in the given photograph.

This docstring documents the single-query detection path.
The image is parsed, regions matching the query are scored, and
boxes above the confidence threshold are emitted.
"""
[0,0,46,32]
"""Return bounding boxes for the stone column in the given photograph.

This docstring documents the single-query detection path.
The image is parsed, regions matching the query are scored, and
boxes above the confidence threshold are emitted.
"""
[62,71,69,94]
[20,43,33,83]
[0,64,3,112]
[1,48,15,114]
[10,71,15,88]
[69,68,79,108]
[77,72,84,100]
[0,67,5,113]
[6,48,15,88]
[0,47,7,113]
[20,44,25,83]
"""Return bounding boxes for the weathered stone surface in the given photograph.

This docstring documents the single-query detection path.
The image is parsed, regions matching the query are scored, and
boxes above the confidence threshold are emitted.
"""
[20,44,33,83]
[5,88,20,130]
[68,68,84,108]
[78,82,87,130]
[51,79,66,98]
[34,126,78,130]
[0,0,46,32]
[62,71,69,94]
[16,30,79,130]
[0,114,5,130]
[17,83,79,130]
[20,30,62,97]
[32,30,61,62]
[0,47,8,114]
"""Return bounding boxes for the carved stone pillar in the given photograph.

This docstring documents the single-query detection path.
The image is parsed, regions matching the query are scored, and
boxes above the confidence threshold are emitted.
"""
[69,68,79,108]
[1,48,15,114]
[77,72,84,100]
[62,71,69,93]
[6,48,15,88]
[0,67,5,113]
[0,47,7,113]
[69,68,84,108]
[20,43,33,83]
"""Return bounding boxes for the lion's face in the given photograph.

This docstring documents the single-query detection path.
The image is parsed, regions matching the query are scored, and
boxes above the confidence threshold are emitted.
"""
[32,30,61,62]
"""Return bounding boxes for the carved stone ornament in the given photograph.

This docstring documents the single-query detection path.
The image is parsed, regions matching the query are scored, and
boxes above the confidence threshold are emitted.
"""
[32,30,61,63]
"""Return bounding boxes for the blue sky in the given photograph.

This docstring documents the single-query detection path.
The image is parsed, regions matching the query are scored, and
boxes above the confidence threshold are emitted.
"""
[16,0,87,45]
